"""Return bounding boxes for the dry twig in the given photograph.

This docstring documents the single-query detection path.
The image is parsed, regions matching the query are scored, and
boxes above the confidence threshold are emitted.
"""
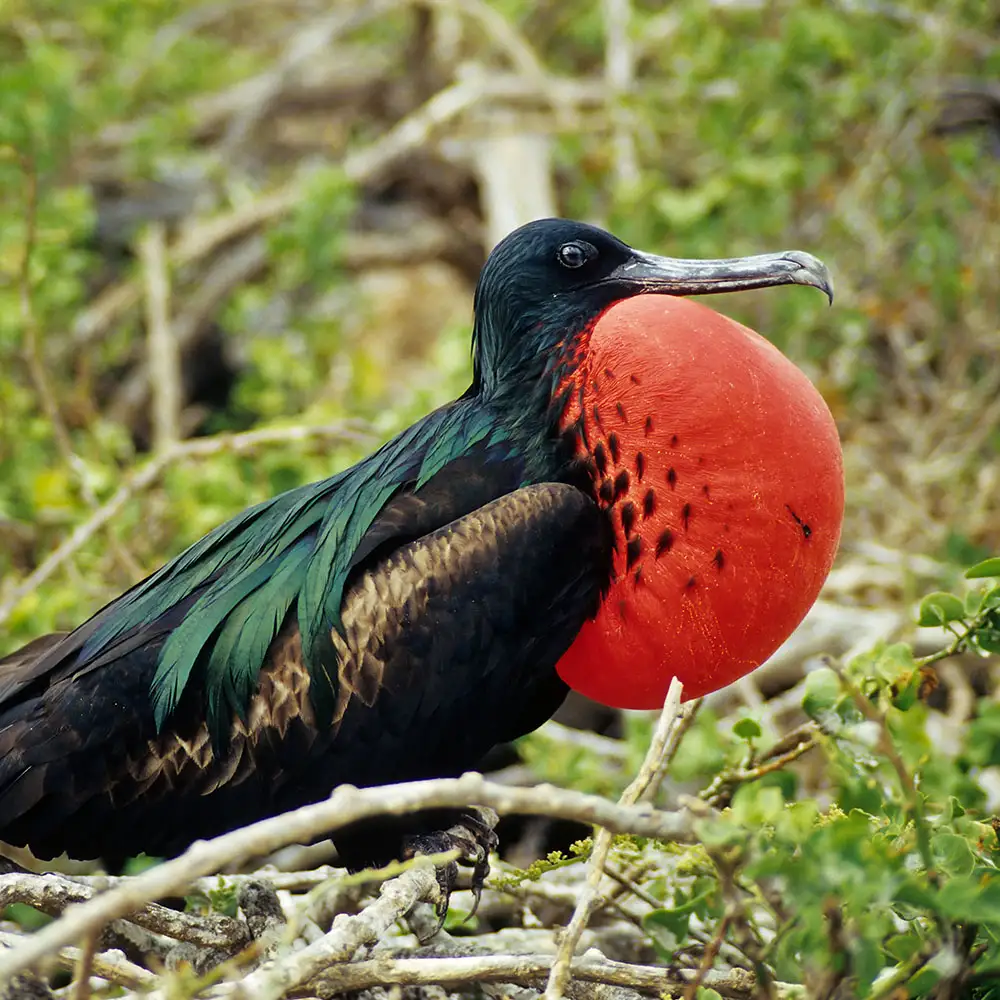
[543,677,685,1000]
[218,864,440,1000]
[601,0,639,190]
[303,952,761,998]
[14,149,144,582]
[70,71,606,358]
[70,933,97,1000]
[0,871,249,952]
[139,221,180,452]
[699,723,822,810]
[0,931,155,992]
[0,773,695,982]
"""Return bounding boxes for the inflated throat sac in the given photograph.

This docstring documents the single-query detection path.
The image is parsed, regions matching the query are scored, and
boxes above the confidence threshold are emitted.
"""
[556,294,844,708]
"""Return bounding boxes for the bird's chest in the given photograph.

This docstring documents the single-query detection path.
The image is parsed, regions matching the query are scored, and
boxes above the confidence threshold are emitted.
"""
[550,296,843,709]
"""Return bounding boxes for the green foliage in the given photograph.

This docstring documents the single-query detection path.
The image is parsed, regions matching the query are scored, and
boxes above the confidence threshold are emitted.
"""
[508,560,1000,995]
[490,839,593,892]
[914,576,1000,658]
[968,559,1000,580]
[1,903,50,932]
[184,878,240,919]
[2,1,1000,994]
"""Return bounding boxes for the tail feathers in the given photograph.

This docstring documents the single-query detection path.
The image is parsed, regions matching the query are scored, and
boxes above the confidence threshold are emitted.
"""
[0,633,75,702]
[0,632,70,670]
[0,584,211,708]
[0,633,69,665]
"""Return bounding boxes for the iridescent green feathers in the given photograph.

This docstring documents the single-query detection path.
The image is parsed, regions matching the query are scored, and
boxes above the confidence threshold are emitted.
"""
[79,404,507,738]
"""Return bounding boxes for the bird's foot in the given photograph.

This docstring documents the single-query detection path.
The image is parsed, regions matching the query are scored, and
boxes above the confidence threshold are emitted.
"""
[403,806,499,942]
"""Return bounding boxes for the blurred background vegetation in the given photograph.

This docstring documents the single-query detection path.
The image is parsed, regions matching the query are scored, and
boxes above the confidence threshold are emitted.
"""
[1,0,998,651]
[3,2,1000,996]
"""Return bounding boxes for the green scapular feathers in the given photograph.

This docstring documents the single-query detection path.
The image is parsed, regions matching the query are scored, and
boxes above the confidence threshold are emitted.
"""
[80,404,511,737]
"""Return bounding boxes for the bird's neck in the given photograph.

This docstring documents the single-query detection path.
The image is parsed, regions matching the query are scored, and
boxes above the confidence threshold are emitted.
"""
[482,328,599,491]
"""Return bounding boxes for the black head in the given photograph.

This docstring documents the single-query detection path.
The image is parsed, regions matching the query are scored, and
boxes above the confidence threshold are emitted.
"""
[471,218,832,394]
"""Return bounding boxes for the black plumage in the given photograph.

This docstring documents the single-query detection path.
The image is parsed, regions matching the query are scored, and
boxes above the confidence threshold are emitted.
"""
[0,483,608,867]
[0,218,832,872]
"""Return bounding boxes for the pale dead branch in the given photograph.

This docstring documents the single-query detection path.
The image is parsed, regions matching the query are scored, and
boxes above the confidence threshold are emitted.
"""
[109,234,269,428]
[0,773,696,982]
[601,0,639,190]
[544,676,685,1000]
[0,931,156,992]
[0,871,250,952]
[225,864,440,1000]
[304,952,761,998]
[139,222,180,452]
[69,72,607,358]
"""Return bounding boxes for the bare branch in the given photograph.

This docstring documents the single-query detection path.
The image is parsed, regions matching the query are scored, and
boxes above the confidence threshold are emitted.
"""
[601,0,639,190]
[71,933,97,1000]
[70,73,607,357]
[0,871,250,952]
[0,931,156,992]
[0,773,695,982]
[233,864,439,1000]
[536,721,629,760]
[109,235,269,428]
[139,222,180,452]
[700,723,822,810]
[17,152,75,483]
[14,148,143,582]
[222,0,399,153]
[683,909,735,1000]
[642,696,703,805]
[304,952,761,998]
[423,0,546,80]
[544,677,685,1000]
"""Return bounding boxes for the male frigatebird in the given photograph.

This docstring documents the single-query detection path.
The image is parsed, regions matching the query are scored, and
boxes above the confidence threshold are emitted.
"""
[0,219,843,893]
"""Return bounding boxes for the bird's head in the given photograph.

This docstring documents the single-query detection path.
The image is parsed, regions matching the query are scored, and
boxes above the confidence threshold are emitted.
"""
[471,218,844,710]
[471,218,832,394]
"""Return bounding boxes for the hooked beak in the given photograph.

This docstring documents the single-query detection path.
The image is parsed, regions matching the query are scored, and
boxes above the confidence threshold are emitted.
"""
[608,249,834,304]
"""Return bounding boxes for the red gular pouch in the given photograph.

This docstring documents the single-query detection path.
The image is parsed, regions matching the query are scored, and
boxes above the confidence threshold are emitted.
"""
[556,294,844,708]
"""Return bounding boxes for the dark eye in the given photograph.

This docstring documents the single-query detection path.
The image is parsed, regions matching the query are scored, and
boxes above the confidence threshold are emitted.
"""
[557,242,590,269]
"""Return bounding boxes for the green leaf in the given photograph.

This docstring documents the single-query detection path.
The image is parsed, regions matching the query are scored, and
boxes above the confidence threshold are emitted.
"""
[854,935,884,991]
[936,878,1000,925]
[907,967,943,995]
[873,641,916,686]
[207,883,240,918]
[943,796,966,821]
[642,909,683,957]
[917,591,966,627]
[2,903,51,931]
[931,832,976,876]
[966,557,1000,579]
[965,589,985,615]
[643,890,716,959]
[121,854,161,875]
[885,932,921,962]
[443,906,478,932]
[803,667,841,720]
[731,784,784,826]
[732,717,762,741]
[979,634,1000,655]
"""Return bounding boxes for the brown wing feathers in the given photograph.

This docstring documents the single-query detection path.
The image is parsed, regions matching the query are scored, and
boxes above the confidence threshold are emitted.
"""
[0,483,608,862]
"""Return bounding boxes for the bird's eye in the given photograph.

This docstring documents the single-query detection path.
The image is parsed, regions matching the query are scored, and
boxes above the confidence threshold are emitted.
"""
[557,242,590,269]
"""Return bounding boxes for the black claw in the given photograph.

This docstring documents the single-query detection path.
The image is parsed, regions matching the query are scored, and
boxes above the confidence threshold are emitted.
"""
[466,851,490,922]
[428,862,458,941]
[403,807,499,942]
